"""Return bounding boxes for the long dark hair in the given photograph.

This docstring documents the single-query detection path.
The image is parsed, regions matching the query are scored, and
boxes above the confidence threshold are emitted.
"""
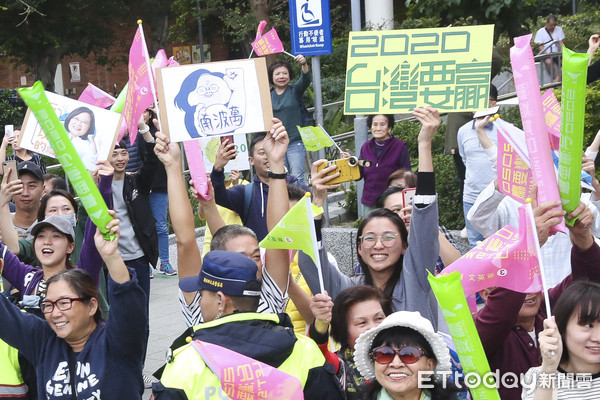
[46,269,103,323]
[356,208,408,298]
[554,281,600,365]
[330,285,391,350]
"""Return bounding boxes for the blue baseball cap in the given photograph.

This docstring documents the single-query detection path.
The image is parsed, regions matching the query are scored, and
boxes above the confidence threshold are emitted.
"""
[179,250,261,297]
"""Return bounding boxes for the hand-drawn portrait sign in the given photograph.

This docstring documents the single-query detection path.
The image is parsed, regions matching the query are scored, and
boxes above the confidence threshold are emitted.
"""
[344,25,494,114]
[156,58,273,143]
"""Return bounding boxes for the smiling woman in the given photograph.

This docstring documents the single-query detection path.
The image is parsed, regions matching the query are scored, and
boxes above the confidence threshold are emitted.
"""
[0,216,148,399]
[522,281,600,400]
[353,311,458,400]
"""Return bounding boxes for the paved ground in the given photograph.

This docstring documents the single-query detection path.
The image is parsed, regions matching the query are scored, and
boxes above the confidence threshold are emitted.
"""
[141,231,468,397]
[142,238,199,397]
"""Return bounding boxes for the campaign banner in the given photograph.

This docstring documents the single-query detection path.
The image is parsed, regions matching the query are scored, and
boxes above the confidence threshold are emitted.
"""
[17,82,114,239]
[344,25,494,114]
[297,125,334,151]
[156,58,273,142]
[191,340,303,400]
[496,122,535,203]
[429,271,501,400]
[510,34,564,233]
[440,206,542,295]
[183,139,210,200]
[540,89,561,150]
[78,83,116,109]
[558,47,589,224]
[19,90,120,171]
[198,134,250,173]
[252,28,285,56]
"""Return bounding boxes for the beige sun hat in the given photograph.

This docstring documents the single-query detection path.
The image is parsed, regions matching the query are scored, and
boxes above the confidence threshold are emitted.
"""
[353,311,452,381]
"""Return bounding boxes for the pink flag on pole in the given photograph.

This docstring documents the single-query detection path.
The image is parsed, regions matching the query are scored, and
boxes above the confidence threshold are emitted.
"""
[251,28,285,56]
[510,34,565,233]
[78,83,116,109]
[183,139,210,200]
[191,340,304,400]
[541,89,561,151]
[497,128,535,203]
[122,25,154,145]
[255,20,268,41]
[440,206,542,295]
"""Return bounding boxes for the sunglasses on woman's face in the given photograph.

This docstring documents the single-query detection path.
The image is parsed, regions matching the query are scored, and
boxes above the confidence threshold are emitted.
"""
[371,345,428,365]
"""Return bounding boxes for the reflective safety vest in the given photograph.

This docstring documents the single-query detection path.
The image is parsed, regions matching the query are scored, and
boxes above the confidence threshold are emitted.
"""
[0,339,29,399]
[285,252,312,335]
[160,313,326,400]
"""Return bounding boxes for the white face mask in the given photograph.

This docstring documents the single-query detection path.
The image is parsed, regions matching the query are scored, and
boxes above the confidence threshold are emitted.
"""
[56,213,77,228]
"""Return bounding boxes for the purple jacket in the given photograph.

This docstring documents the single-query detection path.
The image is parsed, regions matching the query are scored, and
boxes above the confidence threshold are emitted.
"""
[359,137,411,207]
[1,175,113,298]
[475,241,600,400]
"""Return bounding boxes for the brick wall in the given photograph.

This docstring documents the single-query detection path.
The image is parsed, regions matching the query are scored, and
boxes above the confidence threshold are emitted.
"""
[0,24,230,98]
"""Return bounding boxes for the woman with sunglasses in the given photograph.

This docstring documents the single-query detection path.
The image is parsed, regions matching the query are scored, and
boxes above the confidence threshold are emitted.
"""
[354,311,458,400]
[522,281,600,399]
[310,285,390,399]
[299,108,443,328]
[0,215,148,399]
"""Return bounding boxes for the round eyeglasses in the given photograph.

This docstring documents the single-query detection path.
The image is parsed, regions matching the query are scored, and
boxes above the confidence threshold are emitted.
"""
[359,233,400,249]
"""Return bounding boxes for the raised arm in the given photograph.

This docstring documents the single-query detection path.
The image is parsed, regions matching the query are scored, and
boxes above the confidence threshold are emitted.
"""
[192,179,225,236]
[210,139,243,214]
[77,162,114,285]
[412,107,439,174]
[399,108,441,308]
[263,118,291,292]
[94,212,128,283]
[0,172,21,254]
[154,133,202,305]
[0,135,9,168]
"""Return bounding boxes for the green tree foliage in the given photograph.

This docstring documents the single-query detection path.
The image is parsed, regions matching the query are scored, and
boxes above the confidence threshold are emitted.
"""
[393,120,463,229]
[0,91,26,129]
[0,1,130,91]
[405,0,538,41]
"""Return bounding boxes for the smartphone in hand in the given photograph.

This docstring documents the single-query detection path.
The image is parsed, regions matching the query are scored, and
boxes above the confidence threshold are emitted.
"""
[2,160,18,182]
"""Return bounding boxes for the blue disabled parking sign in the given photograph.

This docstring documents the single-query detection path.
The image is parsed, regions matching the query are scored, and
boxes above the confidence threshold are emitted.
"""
[289,0,332,56]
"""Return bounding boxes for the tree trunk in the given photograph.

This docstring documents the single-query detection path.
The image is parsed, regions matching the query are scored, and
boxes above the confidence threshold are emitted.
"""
[31,49,63,93]
[250,0,276,64]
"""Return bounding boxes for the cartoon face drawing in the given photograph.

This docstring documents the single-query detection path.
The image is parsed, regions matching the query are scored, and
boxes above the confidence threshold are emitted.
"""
[174,69,245,138]
[187,73,232,109]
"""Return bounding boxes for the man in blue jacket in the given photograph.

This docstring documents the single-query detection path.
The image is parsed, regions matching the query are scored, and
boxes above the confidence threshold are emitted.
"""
[210,133,310,241]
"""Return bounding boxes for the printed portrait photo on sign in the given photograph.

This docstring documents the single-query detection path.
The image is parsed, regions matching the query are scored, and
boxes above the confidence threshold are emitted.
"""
[19,91,120,171]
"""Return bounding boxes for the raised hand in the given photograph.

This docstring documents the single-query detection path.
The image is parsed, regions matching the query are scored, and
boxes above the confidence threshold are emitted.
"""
[94,210,121,260]
[0,171,22,207]
[310,291,333,334]
[154,132,181,168]
[538,317,562,373]
[412,107,441,145]
[214,139,237,171]
[263,118,289,165]
[310,160,341,208]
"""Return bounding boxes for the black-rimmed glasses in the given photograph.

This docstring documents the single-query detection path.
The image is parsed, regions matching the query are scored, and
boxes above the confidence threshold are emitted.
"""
[40,297,88,314]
